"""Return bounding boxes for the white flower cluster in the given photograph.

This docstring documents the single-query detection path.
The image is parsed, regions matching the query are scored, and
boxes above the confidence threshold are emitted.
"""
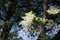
[47,6,60,14]
[19,11,35,30]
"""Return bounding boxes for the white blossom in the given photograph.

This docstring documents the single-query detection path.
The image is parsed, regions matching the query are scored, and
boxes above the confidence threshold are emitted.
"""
[47,6,60,14]
[19,11,35,30]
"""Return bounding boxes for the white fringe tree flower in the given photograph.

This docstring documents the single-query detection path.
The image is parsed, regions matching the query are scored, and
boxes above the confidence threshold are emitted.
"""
[47,6,60,14]
[19,11,35,30]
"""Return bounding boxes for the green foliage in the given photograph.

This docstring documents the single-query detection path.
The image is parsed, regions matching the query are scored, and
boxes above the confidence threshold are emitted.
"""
[33,17,46,24]
[57,12,60,18]
[37,36,48,40]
